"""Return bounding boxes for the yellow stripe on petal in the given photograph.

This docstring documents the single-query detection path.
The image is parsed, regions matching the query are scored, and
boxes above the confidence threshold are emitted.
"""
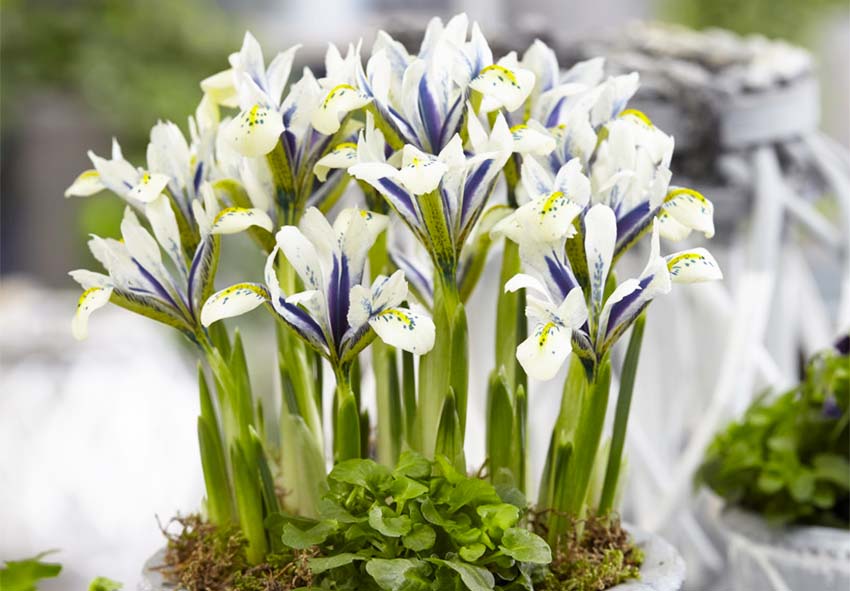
[478,64,520,88]
[211,207,274,235]
[312,85,371,135]
[666,248,723,283]
[471,63,535,112]
[128,172,170,203]
[313,142,358,182]
[370,307,435,354]
[662,188,715,239]
[224,104,285,157]
[200,283,269,327]
[516,320,570,381]
[72,286,113,340]
[65,169,105,198]
[619,109,654,127]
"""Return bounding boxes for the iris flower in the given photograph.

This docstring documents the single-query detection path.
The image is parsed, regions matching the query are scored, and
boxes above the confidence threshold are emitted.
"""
[202,33,367,222]
[356,14,536,153]
[495,174,722,380]
[201,207,435,362]
[70,184,272,341]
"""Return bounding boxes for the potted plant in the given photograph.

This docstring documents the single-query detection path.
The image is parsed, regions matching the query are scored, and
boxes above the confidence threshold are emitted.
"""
[697,337,850,590]
[66,14,722,590]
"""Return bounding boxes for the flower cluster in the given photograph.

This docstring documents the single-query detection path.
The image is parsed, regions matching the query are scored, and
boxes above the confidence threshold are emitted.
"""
[65,14,726,575]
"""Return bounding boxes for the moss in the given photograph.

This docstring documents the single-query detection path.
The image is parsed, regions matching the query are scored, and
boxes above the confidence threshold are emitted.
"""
[158,515,315,591]
[535,514,644,591]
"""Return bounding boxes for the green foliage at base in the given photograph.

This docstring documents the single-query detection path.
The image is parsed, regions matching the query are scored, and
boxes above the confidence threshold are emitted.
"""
[698,346,850,527]
[268,452,551,590]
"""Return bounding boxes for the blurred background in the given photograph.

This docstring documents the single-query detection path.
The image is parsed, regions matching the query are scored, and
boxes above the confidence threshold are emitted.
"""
[1,0,848,589]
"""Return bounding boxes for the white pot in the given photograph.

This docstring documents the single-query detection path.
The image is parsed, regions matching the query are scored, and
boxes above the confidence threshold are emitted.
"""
[717,506,850,591]
[137,525,685,590]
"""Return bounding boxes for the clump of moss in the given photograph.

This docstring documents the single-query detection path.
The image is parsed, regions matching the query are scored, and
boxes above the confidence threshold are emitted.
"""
[158,514,314,591]
[535,514,644,591]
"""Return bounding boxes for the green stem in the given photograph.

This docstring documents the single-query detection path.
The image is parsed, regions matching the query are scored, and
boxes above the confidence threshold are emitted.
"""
[563,357,612,518]
[495,239,526,392]
[334,363,362,462]
[417,271,465,459]
[598,313,646,514]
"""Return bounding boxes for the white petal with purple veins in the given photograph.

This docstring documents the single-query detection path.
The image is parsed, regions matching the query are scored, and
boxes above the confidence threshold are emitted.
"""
[211,207,273,235]
[666,248,723,283]
[200,283,269,327]
[584,204,616,313]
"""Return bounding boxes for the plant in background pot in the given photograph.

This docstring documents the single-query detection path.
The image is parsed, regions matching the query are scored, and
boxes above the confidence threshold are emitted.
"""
[697,336,850,590]
[66,14,721,591]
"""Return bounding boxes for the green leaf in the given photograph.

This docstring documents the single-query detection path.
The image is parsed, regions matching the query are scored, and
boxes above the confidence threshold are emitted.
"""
[281,520,337,549]
[430,558,495,591]
[790,471,815,502]
[767,434,796,453]
[445,478,502,513]
[330,458,392,494]
[487,369,516,487]
[369,505,412,537]
[308,552,362,574]
[476,504,520,535]
[390,476,429,508]
[393,451,432,480]
[365,558,431,591]
[435,390,465,472]
[0,552,62,591]
[813,454,850,488]
[88,576,123,591]
[197,414,234,526]
[459,543,487,562]
[756,472,784,494]
[499,528,552,564]
[231,443,268,563]
[402,524,437,552]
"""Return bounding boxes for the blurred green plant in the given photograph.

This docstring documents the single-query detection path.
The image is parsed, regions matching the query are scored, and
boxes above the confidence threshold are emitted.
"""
[2,0,240,145]
[698,342,850,527]
[1,0,242,247]
[660,0,847,45]
[0,551,62,591]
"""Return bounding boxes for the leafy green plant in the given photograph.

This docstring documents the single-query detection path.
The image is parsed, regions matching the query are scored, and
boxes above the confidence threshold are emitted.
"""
[270,452,551,590]
[0,552,62,591]
[698,343,850,527]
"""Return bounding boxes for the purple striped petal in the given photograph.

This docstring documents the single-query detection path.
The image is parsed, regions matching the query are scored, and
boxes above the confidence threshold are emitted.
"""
[417,75,443,152]
[615,202,655,258]
[278,297,328,349]
[133,258,184,317]
[378,177,419,223]
[545,96,567,128]
[460,158,494,230]
[544,253,578,301]
[438,93,465,150]
[327,254,351,349]
[604,275,651,339]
